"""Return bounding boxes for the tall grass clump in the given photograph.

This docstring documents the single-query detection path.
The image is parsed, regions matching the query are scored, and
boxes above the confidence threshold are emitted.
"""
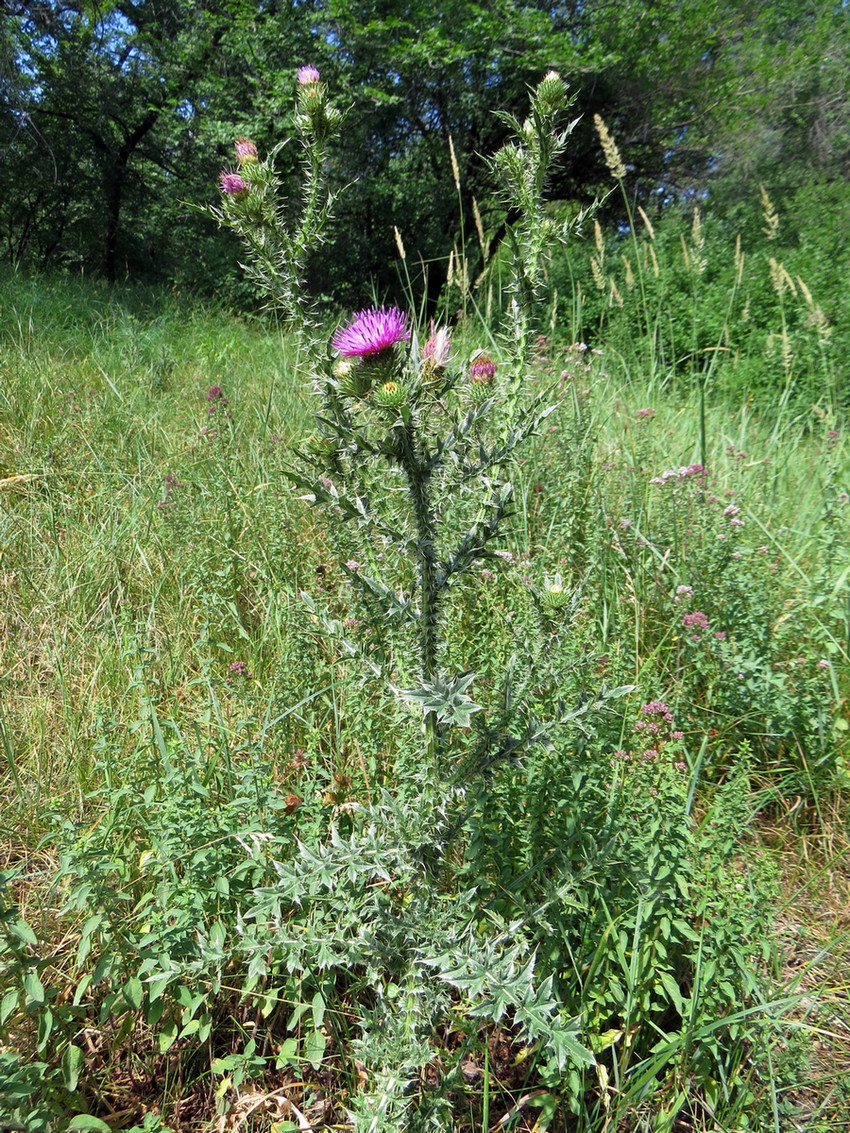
[1,69,842,1133]
[547,120,846,429]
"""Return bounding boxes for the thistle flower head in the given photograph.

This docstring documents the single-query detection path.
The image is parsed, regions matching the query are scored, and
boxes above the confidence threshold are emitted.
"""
[332,306,410,358]
[540,572,571,614]
[372,379,408,411]
[220,171,249,196]
[536,70,568,112]
[469,352,497,387]
[234,138,258,165]
[297,65,321,85]
[422,324,453,372]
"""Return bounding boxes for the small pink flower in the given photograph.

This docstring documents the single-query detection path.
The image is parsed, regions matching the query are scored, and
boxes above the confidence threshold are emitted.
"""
[332,306,410,357]
[818,659,830,669]
[422,325,453,368]
[672,731,684,740]
[297,65,321,84]
[235,138,258,164]
[220,172,249,195]
[683,611,710,632]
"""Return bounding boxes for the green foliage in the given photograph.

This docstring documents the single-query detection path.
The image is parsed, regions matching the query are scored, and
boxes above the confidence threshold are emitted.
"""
[2,52,848,1133]
[550,183,848,410]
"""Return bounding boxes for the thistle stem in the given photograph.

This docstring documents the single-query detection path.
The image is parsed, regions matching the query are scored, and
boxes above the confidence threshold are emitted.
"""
[399,422,441,766]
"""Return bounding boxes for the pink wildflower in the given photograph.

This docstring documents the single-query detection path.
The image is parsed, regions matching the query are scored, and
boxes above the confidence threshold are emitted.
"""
[234,138,258,165]
[641,700,674,724]
[332,306,410,357]
[297,65,321,84]
[220,172,249,195]
[683,611,710,632]
[422,325,453,368]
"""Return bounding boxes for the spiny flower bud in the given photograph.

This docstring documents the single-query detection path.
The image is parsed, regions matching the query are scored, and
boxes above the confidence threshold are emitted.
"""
[540,572,571,613]
[305,434,338,460]
[536,71,567,112]
[234,138,258,165]
[468,352,497,404]
[335,359,371,400]
[372,380,408,411]
[469,352,496,386]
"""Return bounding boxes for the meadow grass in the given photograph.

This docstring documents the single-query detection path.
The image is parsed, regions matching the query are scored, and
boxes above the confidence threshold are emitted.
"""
[1,263,849,1131]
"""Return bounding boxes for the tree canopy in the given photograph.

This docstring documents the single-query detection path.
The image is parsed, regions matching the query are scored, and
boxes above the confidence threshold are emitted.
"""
[1,0,847,304]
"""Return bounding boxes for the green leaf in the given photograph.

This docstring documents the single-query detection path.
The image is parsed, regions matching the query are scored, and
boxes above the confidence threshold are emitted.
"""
[158,1017,178,1053]
[658,970,685,1016]
[123,976,143,1010]
[66,1117,113,1132]
[304,1028,326,1070]
[36,1005,53,1051]
[62,1044,84,1092]
[23,970,45,1007]
[311,991,325,1030]
[8,918,38,947]
[0,987,18,1024]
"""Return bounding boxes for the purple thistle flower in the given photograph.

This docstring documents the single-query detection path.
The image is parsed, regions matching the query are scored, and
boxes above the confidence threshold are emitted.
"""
[297,65,321,85]
[235,138,258,165]
[220,172,249,196]
[469,353,497,385]
[332,306,410,358]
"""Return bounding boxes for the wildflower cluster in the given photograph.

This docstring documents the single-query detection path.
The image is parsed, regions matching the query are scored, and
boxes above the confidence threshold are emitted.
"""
[613,700,688,790]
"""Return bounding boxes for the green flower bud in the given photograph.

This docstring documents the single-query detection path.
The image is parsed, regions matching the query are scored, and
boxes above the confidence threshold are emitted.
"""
[536,71,568,113]
[539,573,571,613]
[372,379,408,412]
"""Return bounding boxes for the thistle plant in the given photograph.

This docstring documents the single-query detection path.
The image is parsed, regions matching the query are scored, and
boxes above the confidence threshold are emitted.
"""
[208,66,344,336]
[202,69,601,1129]
[487,72,591,428]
